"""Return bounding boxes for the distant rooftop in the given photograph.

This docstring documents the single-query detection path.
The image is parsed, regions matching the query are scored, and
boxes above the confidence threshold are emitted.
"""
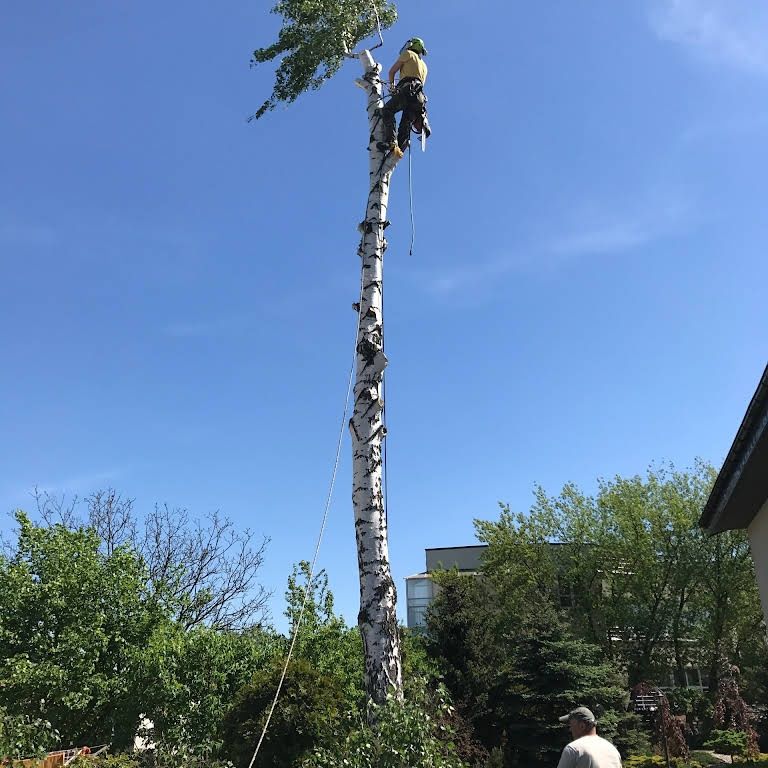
[701,363,768,534]
[425,545,487,573]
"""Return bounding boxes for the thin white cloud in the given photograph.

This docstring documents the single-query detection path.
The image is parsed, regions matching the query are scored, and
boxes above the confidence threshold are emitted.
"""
[426,256,529,297]
[415,194,691,299]
[649,0,768,75]
[547,196,690,258]
[548,221,653,257]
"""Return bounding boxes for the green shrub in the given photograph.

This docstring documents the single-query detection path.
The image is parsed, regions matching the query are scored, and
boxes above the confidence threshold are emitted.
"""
[705,730,751,760]
[625,755,703,768]
[302,678,469,768]
[625,755,665,768]
[222,657,346,768]
[100,756,142,768]
[0,709,59,761]
[740,754,768,768]
[69,758,139,768]
[599,710,652,758]
[668,690,711,719]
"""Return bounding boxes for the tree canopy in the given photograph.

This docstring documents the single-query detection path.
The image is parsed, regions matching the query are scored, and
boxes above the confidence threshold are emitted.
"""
[2,462,767,767]
[250,0,397,119]
[473,462,765,689]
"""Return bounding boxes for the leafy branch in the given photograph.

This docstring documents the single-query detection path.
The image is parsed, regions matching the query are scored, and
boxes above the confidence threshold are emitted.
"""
[250,0,397,119]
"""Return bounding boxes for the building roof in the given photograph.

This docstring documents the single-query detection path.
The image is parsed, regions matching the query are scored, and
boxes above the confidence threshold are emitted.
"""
[425,545,488,552]
[700,363,768,534]
[425,545,487,573]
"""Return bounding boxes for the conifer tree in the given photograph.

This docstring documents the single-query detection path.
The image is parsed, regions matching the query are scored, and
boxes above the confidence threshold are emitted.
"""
[499,606,635,767]
[426,574,644,763]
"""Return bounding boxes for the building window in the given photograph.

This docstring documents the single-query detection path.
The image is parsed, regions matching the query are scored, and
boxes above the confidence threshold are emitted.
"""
[407,578,433,600]
[408,604,429,629]
[405,577,435,629]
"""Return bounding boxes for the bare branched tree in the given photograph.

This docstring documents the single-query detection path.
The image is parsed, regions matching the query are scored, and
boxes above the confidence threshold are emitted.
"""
[24,487,271,630]
[86,489,137,556]
[139,503,271,631]
[33,487,80,528]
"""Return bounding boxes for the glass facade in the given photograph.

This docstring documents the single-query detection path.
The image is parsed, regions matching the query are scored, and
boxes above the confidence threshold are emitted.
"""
[406,576,436,629]
[405,548,486,629]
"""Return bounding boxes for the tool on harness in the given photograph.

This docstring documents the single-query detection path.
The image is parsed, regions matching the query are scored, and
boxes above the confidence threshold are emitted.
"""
[376,85,429,155]
[410,97,431,151]
[400,79,430,151]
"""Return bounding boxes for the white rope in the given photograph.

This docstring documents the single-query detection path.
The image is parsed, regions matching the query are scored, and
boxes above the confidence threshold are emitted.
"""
[246,276,364,768]
[370,1,384,48]
[408,142,415,256]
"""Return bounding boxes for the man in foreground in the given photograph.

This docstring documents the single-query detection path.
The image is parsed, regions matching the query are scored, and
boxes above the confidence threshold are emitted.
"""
[556,707,622,768]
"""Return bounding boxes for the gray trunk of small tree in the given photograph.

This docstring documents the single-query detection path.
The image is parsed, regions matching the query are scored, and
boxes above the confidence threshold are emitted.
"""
[349,50,403,705]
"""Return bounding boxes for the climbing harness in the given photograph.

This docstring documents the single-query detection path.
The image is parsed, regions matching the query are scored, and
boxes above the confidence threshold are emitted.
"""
[380,77,430,161]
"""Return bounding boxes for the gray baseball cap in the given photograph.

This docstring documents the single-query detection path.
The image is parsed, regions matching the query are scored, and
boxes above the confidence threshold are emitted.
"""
[559,706,596,724]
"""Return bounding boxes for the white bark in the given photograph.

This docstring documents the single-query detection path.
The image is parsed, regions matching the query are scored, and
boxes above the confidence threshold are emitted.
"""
[349,50,403,704]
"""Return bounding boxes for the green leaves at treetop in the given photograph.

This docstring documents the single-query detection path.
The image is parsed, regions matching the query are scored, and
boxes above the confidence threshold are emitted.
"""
[251,0,397,119]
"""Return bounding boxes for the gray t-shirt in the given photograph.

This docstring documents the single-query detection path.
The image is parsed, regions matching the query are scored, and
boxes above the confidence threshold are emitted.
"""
[556,735,622,768]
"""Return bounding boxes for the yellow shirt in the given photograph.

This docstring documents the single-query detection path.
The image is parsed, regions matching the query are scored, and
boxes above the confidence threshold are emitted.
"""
[397,50,428,83]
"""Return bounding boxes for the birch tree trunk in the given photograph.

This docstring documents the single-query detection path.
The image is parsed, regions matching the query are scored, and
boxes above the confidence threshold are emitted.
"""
[349,50,403,705]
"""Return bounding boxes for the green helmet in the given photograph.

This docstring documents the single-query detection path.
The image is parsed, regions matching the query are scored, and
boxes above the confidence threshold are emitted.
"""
[406,37,427,56]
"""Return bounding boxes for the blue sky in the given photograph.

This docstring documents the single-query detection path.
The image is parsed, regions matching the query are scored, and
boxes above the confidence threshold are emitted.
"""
[2,0,767,629]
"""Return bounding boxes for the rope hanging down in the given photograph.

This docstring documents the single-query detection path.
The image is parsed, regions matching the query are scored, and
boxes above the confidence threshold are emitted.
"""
[408,142,415,257]
[246,278,365,768]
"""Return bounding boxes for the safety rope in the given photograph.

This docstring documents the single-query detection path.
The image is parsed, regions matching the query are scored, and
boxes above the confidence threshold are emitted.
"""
[408,142,416,256]
[381,247,389,530]
[370,1,385,50]
[246,277,364,768]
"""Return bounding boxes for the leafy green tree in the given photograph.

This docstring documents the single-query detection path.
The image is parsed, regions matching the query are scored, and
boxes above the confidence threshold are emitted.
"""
[285,561,366,706]
[0,512,167,747]
[222,656,347,768]
[704,730,752,761]
[138,623,284,756]
[250,0,397,119]
[485,462,766,690]
[695,531,764,692]
[519,464,712,682]
[215,563,371,767]
[0,502,276,757]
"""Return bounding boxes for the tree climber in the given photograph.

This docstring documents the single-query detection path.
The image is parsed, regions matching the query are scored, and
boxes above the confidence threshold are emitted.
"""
[378,38,430,158]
